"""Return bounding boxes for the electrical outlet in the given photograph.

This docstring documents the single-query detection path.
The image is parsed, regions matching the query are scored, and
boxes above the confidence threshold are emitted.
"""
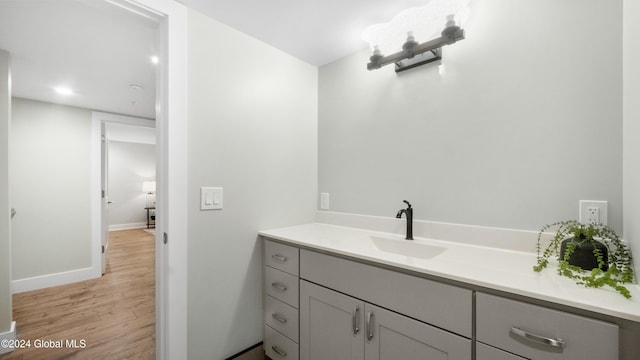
[586,207,600,225]
[579,200,608,225]
[320,193,330,210]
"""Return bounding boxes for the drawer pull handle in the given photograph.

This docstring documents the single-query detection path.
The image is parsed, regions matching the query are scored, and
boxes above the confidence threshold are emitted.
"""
[366,311,374,341]
[352,306,360,334]
[271,345,287,357]
[510,327,566,349]
[272,254,288,262]
[272,312,288,324]
[271,282,288,292]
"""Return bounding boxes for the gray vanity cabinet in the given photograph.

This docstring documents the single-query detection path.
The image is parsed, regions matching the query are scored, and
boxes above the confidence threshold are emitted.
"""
[263,234,638,360]
[300,280,471,360]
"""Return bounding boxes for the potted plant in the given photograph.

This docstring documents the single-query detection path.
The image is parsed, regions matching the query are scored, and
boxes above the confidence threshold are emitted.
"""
[533,220,634,298]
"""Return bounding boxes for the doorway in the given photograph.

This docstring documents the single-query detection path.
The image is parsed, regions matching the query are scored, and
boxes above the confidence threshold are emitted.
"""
[0,0,187,358]
[92,112,156,276]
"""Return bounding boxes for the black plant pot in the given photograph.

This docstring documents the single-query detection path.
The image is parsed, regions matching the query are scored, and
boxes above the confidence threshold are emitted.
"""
[560,236,609,271]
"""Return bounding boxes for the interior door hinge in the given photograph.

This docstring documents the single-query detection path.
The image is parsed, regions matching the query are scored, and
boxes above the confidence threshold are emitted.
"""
[163,232,168,244]
[101,190,105,198]
[101,245,105,254]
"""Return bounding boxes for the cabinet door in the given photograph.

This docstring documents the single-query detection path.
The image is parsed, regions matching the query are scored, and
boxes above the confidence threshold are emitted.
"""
[364,303,471,360]
[300,280,365,360]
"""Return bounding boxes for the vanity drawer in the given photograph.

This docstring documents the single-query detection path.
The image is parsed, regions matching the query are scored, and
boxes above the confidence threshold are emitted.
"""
[264,239,299,276]
[265,294,299,342]
[265,324,299,360]
[476,292,618,360]
[265,266,299,308]
[300,249,472,337]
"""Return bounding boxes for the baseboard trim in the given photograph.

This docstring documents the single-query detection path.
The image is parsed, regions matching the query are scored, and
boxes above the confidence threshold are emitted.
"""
[0,321,16,354]
[11,267,98,294]
[109,222,147,231]
[226,341,263,360]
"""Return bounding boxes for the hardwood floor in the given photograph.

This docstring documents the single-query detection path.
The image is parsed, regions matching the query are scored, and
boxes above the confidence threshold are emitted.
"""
[1,229,155,360]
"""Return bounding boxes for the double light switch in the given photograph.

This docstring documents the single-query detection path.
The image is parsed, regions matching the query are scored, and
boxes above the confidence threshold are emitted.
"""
[201,187,223,210]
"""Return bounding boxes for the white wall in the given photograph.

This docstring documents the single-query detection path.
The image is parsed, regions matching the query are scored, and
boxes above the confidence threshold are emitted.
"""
[186,9,317,359]
[0,50,12,336]
[623,0,640,276]
[107,141,155,229]
[318,0,623,233]
[10,98,92,280]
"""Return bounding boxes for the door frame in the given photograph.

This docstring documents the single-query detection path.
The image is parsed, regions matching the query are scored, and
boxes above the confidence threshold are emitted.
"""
[91,111,156,276]
[104,1,188,359]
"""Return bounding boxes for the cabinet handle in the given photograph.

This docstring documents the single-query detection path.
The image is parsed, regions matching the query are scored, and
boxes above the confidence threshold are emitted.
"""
[272,312,288,324]
[271,282,288,292]
[352,306,360,334]
[510,326,566,349]
[272,254,288,262]
[366,311,374,341]
[271,345,287,357]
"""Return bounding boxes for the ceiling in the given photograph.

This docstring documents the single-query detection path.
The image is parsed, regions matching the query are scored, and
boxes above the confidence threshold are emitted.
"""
[0,0,433,119]
[179,0,433,66]
[0,0,159,119]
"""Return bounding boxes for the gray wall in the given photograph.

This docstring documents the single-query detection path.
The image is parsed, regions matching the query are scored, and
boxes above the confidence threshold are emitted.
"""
[319,0,623,233]
[186,9,317,359]
[107,140,155,228]
[0,49,11,335]
[623,0,640,275]
[10,98,92,280]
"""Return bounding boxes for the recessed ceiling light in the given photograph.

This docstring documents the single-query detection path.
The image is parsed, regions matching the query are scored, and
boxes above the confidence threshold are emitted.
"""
[54,86,73,95]
[150,56,159,65]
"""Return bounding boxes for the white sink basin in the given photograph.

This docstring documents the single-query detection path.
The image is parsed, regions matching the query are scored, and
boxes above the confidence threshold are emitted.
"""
[370,235,446,260]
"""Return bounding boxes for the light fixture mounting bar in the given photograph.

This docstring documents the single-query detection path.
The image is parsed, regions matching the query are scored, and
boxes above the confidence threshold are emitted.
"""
[367,28,465,71]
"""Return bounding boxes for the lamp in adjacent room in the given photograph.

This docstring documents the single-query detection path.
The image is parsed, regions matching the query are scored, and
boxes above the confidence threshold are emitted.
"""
[362,0,470,72]
[143,181,156,208]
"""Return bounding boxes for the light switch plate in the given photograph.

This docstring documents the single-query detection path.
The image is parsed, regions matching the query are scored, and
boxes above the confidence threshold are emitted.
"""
[201,187,223,210]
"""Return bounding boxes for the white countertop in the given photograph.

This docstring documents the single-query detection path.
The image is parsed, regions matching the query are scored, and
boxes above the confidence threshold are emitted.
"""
[259,222,640,323]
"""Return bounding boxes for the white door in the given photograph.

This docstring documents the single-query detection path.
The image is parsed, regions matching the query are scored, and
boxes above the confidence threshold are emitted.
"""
[364,303,471,360]
[100,122,110,274]
[300,280,365,360]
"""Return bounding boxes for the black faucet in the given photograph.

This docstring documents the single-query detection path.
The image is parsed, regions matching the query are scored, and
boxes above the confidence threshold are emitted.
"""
[396,200,413,240]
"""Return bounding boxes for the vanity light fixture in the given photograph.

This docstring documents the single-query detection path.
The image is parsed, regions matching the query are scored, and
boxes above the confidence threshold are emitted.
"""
[362,0,469,73]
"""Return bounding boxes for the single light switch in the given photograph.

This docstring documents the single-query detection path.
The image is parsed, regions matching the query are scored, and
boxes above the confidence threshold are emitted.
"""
[205,191,213,205]
[201,187,223,210]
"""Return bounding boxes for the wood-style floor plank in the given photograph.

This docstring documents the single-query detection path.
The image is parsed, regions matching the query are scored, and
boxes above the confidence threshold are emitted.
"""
[0,229,155,360]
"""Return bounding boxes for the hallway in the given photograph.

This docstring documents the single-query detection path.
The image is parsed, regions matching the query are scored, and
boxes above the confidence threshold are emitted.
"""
[1,229,155,360]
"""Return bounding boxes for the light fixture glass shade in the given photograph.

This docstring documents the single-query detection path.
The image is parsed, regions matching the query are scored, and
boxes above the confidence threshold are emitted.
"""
[362,0,470,56]
[143,181,156,193]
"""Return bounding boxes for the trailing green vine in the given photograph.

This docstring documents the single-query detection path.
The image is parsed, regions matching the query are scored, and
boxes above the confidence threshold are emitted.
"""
[533,220,634,299]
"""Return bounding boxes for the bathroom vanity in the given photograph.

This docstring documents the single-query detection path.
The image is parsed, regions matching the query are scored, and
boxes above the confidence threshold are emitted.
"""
[260,223,640,360]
